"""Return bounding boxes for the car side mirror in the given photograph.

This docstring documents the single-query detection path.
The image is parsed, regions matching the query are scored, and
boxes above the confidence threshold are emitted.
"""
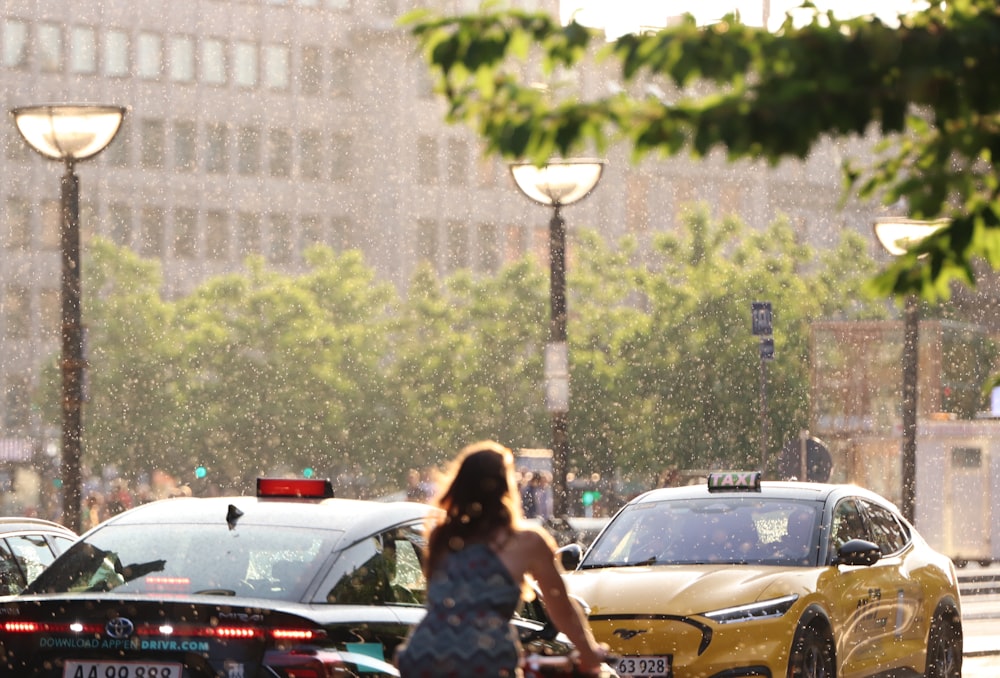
[557,543,583,571]
[835,539,881,566]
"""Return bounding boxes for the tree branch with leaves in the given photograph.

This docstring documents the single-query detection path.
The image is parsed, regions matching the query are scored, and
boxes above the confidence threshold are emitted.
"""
[402,0,1000,303]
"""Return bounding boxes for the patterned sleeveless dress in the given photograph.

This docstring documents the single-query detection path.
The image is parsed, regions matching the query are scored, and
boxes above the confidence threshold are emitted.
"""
[397,542,523,677]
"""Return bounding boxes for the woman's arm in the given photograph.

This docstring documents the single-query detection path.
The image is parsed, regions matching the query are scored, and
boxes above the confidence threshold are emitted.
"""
[523,528,606,673]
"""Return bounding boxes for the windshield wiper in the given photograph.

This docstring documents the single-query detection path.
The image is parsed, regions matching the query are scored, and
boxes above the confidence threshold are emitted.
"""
[580,558,656,569]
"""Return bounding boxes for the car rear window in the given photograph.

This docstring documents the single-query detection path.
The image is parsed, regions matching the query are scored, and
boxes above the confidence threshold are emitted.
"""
[27,522,342,601]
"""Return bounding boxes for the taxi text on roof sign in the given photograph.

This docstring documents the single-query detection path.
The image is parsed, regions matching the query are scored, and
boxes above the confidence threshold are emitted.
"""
[707,471,762,492]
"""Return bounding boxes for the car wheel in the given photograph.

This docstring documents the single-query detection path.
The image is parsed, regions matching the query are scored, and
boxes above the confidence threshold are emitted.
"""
[925,607,962,678]
[787,623,835,678]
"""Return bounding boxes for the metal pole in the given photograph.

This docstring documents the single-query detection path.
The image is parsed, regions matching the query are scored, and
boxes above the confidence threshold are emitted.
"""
[549,206,569,519]
[759,356,768,473]
[61,162,84,534]
[901,294,919,523]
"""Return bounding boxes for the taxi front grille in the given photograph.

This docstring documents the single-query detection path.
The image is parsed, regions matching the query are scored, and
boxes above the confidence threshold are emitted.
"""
[589,613,713,655]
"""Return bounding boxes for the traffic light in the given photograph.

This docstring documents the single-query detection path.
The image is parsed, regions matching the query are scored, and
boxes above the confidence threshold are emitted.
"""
[582,490,601,507]
[303,467,315,478]
[195,466,208,479]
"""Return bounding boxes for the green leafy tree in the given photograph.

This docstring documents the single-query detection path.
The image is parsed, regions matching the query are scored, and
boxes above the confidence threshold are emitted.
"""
[568,209,884,486]
[77,239,179,482]
[171,248,398,493]
[402,2,1000,303]
[388,258,549,473]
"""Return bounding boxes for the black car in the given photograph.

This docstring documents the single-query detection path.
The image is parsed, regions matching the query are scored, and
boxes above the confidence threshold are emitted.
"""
[0,516,77,596]
[0,478,576,677]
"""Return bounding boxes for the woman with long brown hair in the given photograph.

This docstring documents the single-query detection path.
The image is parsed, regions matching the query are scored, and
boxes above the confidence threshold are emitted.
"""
[396,440,606,677]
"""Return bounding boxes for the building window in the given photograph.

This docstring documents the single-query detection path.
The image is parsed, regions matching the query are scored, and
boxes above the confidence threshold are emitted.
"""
[2,19,28,69]
[201,37,226,84]
[40,200,60,250]
[3,286,29,340]
[236,126,261,175]
[447,137,468,186]
[269,213,294,264]
[69,25,97,74]
[234,41,257,88]
[301,214,324,249]
[506,224,526,260]
[330,49,350,97]
[80,201,97,240]
[36,23,63,72]
[205,210,230,261]
[105,121,130,167]
[300,129,323,179]
[475,152,498,188]
[174,208,198,258]
[108,203,133,246]
[137,32,162,79]
[103,29,129,76]
[140,118,166,169]
[237,211,262,256]
[174,120,197,172]
[140,205,166,258]
[416,135,438,185]
[169,35,195,82]
[263,44,289,90]
[331,216,354,251]
[447,220,468,272]
[330,133,352,182]
[4,197,30,250]
[39,288,59,339]
[3,374,30,429]
[477,222,500,272]
[268,129,292,177]
[205,123,229,174]
[416,218,438,266]
[300,45,322,96]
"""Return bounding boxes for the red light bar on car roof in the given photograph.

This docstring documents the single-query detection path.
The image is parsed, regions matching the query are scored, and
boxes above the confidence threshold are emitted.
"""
[257,477,334,499]
[707,471,762,492]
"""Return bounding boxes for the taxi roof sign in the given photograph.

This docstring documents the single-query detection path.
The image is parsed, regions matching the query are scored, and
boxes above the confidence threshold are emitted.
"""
[257,477,334,499]
[707,471,762,492]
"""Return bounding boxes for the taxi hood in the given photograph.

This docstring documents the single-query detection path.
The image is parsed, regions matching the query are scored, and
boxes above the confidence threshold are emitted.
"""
[564,564,814,616]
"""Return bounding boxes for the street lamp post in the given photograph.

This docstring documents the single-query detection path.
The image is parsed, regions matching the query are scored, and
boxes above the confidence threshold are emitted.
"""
[510,159,604,519]
[873,217,946,524]
[11,104,126,533]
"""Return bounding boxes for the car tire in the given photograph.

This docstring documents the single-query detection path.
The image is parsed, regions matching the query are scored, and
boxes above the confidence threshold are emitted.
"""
[787,623,835,678]
[925,606,962,678]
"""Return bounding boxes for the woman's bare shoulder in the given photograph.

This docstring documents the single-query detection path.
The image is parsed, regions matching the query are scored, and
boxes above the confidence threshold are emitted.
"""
[512,523,557,552]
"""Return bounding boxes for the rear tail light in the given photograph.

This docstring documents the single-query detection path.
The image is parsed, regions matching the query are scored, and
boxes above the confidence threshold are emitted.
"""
[2,620,323,644]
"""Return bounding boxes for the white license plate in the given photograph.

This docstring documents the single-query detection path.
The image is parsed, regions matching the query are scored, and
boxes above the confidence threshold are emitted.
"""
[615,655,672,678]
[63,660,183,678]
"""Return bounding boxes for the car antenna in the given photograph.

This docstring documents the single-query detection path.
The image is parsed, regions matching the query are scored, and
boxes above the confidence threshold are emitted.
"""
[226,504,244,530]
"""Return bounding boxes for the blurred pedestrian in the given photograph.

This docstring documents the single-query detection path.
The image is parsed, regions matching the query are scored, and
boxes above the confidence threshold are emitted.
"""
[106,478,134,516]
[532,471,553,521]
[396,440,606,677]
[405,469,424,502]
[519,469,537,518]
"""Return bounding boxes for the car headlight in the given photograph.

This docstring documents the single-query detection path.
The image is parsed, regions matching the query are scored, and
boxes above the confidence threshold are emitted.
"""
[701,594,799,624]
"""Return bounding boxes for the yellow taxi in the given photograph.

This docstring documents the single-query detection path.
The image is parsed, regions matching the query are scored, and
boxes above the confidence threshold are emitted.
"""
[559,472,962,678]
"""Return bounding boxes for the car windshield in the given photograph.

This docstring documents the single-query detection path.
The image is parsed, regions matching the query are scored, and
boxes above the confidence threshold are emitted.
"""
[26,522,342,601]
[581,497,821,568]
